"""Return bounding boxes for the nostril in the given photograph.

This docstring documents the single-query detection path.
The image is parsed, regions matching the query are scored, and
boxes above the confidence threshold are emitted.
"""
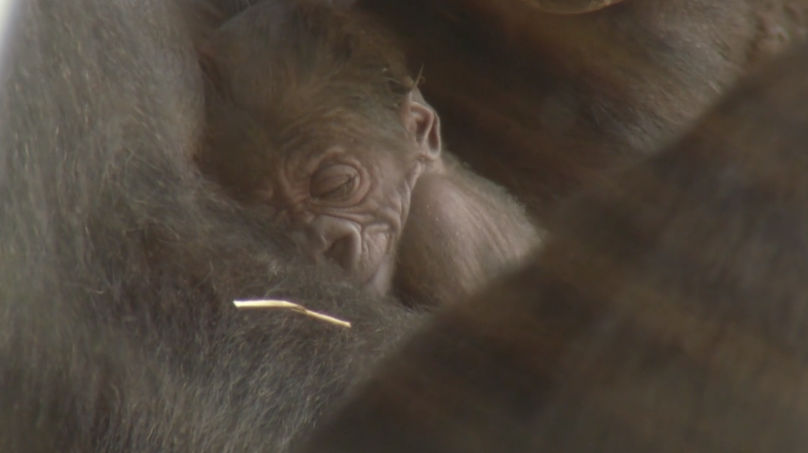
[324,235,355,270]
[306,216,361,272]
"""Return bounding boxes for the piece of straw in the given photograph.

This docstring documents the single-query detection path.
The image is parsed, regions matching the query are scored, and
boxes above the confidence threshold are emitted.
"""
[233,299,352,329]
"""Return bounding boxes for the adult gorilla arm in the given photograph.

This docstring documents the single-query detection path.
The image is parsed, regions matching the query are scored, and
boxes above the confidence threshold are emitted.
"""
[0,0,419,452]
[297,43,808,453]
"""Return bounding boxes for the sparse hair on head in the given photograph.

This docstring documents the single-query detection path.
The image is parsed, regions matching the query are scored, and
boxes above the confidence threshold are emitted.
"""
[202,0,415,134]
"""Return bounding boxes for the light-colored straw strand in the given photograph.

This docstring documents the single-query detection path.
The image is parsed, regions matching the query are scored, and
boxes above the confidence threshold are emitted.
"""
[233,299,352,329]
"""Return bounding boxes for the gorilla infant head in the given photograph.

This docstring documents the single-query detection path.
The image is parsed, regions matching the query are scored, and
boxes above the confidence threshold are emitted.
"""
[195,0,540,305]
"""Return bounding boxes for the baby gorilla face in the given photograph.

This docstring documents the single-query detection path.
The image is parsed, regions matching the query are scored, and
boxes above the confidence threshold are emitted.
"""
[197,91,539,305]
[194,1,538,305]
[258,136,430,296]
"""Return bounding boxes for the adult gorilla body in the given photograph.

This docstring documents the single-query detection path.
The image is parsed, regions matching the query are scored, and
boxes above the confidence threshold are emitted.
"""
[0,0,420,451]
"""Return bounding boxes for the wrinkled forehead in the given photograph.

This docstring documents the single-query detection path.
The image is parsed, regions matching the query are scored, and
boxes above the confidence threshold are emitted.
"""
[274,109,412,166]
[207,82,411,176]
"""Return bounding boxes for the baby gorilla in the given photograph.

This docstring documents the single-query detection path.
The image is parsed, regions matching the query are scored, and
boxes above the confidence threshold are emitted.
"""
[194,0,540,307]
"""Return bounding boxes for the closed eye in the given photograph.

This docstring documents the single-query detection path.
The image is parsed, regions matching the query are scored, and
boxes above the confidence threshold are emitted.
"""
[311,164,361,202]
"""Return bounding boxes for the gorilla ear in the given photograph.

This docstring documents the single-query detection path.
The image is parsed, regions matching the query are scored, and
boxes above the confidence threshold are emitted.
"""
[401,88,442,161]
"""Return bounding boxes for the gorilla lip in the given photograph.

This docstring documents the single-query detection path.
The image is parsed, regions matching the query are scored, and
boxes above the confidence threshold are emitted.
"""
[234,299,352,328]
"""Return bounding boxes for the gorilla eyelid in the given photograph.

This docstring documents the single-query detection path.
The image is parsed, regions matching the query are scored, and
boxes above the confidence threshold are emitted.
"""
[310,164,360,201]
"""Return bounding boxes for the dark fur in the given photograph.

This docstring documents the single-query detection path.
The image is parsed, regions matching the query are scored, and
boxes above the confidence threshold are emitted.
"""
[355,0,808,219]
[0,0,423,451]
[297,42,808,453]
[6,0,808,452]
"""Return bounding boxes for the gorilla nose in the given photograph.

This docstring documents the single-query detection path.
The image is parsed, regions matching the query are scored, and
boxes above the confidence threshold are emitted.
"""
[304,216,361,272]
